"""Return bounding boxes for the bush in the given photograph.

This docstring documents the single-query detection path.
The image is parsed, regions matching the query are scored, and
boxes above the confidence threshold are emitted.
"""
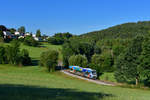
[40,50,59,72]
[68,54,88,67]
[24,36,39,47]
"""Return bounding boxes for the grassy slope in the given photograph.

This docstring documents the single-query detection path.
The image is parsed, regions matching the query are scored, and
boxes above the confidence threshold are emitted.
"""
[0,43,150,100]
[20,43,62,60]
[0,66,150,100]
[99,72,117,82]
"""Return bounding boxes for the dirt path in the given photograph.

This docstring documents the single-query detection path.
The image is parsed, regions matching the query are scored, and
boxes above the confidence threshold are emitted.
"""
[61,70,116,86]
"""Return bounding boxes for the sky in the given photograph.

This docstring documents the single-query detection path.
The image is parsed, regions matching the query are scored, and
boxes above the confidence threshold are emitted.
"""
[0,0,150,35]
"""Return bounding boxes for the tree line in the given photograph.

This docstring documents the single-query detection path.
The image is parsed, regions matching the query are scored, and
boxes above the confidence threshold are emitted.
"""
[115,33,150,86]
[0,25,41,47]
[61,21,150,87]
[0,40,31,66]
[1,21,150,87]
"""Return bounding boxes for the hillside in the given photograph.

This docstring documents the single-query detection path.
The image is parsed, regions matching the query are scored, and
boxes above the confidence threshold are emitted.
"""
[1,65,150,100]
[79,21,150,41]
[0,41,150,100]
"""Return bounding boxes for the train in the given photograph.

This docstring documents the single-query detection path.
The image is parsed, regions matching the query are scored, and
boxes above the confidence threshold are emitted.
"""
[69,66,97,79]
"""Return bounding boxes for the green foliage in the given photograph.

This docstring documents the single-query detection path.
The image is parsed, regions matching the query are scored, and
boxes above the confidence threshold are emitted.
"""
[62,42,74,67]
[24,36,39,47]
[5,40,21,65]
[112,45,124,57]
[18,26,25,33]
[20,49,32,66]
[139,33,150,86]
[54,32,72,39]
[0,25,7,31]
[48,37,64,45]
[0,37,4,42]
[62,41,95,67]
[0,46,6,64]
[0,30,4,37]
[40,50,59,72]
[36,29,41,37]
[99,72,117,82]
[9,28,16,34]
[90,53,113,77]
[115,35,144,84]
[69,54,88,67]
[80,21,150,41]
[48,32,72,45]
[0,40,31,66]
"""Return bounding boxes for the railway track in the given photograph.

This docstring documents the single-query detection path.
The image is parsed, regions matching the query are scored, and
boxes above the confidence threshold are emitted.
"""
[61,70,116,86]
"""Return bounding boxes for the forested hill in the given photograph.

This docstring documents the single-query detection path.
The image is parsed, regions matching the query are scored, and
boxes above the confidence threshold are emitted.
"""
[79,21,150,41]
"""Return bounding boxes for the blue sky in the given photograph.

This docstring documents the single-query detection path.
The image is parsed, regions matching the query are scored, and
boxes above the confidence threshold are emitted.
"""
[0,0,150,35]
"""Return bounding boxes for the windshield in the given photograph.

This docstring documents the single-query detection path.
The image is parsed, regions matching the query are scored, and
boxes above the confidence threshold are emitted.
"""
[92,71,97,75]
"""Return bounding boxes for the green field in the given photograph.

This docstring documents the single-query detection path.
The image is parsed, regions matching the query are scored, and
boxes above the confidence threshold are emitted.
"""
[0,65,150,100]
[20,43,62,60]
[0,43,150,100]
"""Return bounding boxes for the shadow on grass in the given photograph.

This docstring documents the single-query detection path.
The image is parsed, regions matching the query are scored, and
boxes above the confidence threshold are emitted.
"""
[0,84,113,100]
[31,59,39,66]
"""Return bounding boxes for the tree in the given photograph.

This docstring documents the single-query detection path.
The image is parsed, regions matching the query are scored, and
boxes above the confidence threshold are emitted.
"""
[18,26,25,33]
[48,37,64,45]
[69,55,88,67]
[115,35,144,85]
[5,40,21,65]
[78,42,95,61]
[63,32,73,39]
[112,45,124,57]
[40,50,59,72]
[0,46,6,64]
[9,28,16,34]
[139,33,150,86]
[62,42,75,68]
[0,25,7,31]
[36,29,41,37]
[48,32,73,45]
[62,40,95,67]
[24,36,39,47]
[0,25,7,37]
[0,40,31,66]
[0,30,4,37]
[90,53,113,78]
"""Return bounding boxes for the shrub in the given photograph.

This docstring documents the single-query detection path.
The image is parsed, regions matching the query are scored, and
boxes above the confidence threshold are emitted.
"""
[40,50,59,72]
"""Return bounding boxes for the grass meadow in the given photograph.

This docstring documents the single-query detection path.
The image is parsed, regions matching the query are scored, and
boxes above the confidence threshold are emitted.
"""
[0,65,150,100]
[0,43,150,100]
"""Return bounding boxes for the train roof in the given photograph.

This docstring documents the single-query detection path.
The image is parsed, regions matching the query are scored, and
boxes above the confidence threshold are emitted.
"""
[69,66,96,72]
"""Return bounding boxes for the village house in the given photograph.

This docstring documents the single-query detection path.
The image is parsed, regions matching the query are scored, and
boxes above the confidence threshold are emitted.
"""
[3,31,12,39]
